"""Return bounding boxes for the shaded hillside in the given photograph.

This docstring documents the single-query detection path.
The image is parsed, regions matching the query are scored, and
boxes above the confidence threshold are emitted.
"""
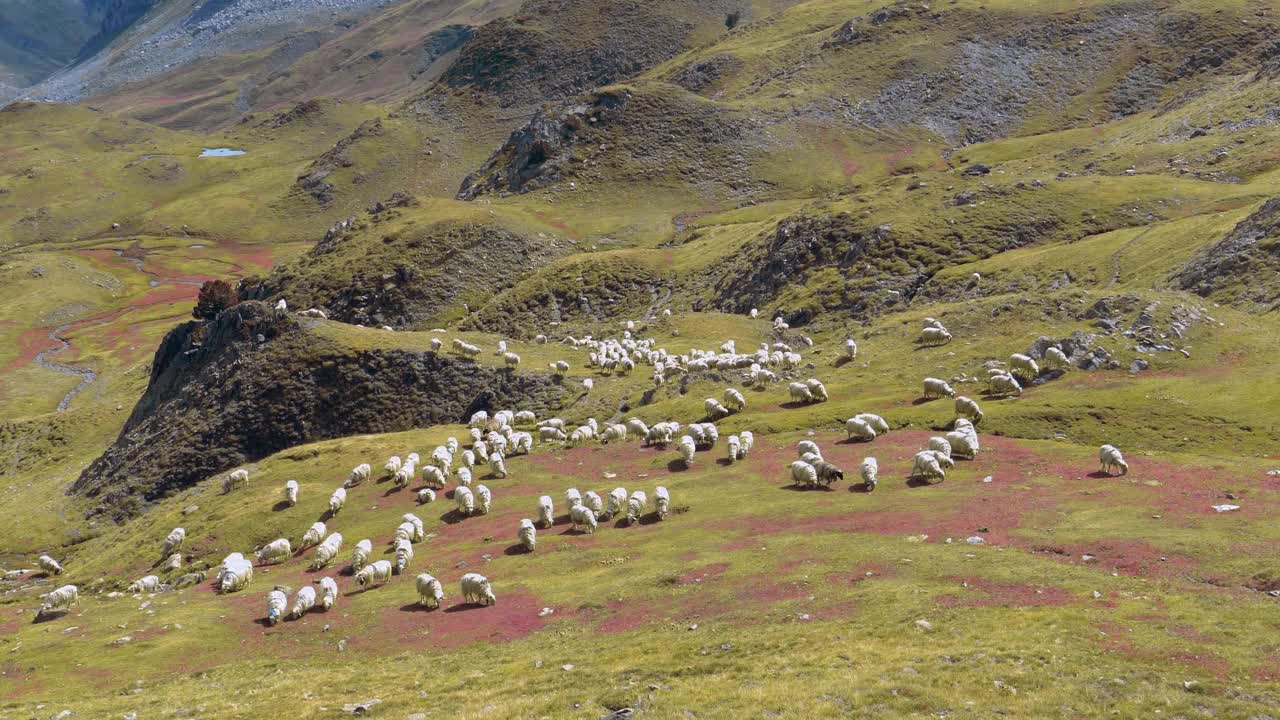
[1176,197,1280,310]
[0,0,157,93]
[72,301,567,518]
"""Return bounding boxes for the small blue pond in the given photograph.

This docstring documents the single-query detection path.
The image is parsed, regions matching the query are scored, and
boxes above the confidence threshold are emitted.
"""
[199,148,247,157]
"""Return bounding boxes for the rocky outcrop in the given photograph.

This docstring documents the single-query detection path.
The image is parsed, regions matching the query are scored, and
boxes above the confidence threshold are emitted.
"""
[72,301,567,519]
[1175,198,1280,310]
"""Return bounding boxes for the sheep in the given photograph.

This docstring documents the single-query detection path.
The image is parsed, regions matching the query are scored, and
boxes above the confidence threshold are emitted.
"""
[416,488,437,504]
[475,484,493,515]
[224,468,249,493]
[806,379,829,402]
[488,453,508,480]
[583,378,594,392]
[284,479,299,506]
[37,555,64,576]
[431,337,443,352]
[722,388,747,413]
[420,465,447,490]
[461,449,477,467]
[927,436,953,459]
[654,486,671,520]
[601,423,628,444]
[129,575,162,594]
[535,334,548,345]
[844,338,858,360]
[790,460,819,488]
[416,573,445,609]
[845,417,877,441]
[317,576,339,611]
[701,398,728,420]
[551,359,571,374]
[345,463,371,488]
[355,560,394,588]
[859,457,879,490]
[290,586,316,619]
[739,431,754,458]
[605,487,627,520]
[814,461,844,487]
[570,504,598,534]
[1044,346,1070,371]
[300,521,326,550]
[584,490,604,516]
[394,522,415,545]
[159,527,187,558]
[537,495,555,528]
[854,413,889,435]
[727,435,741,462]
[461,573,496,606]
[266,590,288,626]
[646,421,678,446]
[750,308,760,318]
[945,429,979,460]
[910,451,947,483]
[311,533,342,570]
[453,486,476,516]
[394,538,414,575]
[569,425,595,446]
[511,518,537,553]
[626,491,648,524]
[383,457,403,479]
[496,340,507,355]
[431,446,454,474]
[274,298,288,316]
[564,487,583,508]
[797,440,822,461]
[788,381,814,403]
[38,584,79,619]
[328,487,347,515]
[1010,353,1040,381]
[923,377,956,399]
[919,327,952,346]
[955,396,984,424]
[988,373,1022,396]
[400,513,425,543]
[351,538,373,573]
[514,410,537,426]
[679,435,696,466]
[1099,444,1128,476]
[923,317,945,330]
[627,417,650,440]
[219,558,254,593]
[256,538,292,566]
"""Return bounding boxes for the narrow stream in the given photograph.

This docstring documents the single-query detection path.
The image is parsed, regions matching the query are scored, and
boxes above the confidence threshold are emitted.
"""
[34,324,98,412]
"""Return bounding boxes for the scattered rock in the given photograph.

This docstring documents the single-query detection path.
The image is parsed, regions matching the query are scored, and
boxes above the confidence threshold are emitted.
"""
[1211,504,1240,513]
[111,636,133,646]
[965,536,986,545]
[962,163,991,176]
[1129,358,1149,374]
[561,664,575,671]
[539,607,554,617]
[342,699,381,714]
[914,619,934,632]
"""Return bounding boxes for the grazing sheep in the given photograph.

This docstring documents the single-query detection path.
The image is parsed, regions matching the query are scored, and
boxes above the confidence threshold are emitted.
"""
[844,338,858,360]
[503,351,521,369]
[431,337,443,352]
[989,373,1022,396]
[475,484,493,515]
[416,573,445,608]
[788,381,814,403]
[814,461,845,487]
[454,486,476,516]
[37,584,79,618]
[290,586,316,619]
[790,460,819,488]
[919,327,952,346]
[805,379,828,402]
[402,513,425,542]
[352,538,373,573]
[160,527,186,557]
[384,456,402,477]
[705,398,730,420]
[570,504,598,534]
[395,521,415,544]
[927,436,953,459]
[224,468,249,493]
[723,388,747,412]
[750,308,759,318]
[38,555,64,576]
[394,538,414,575]
[517,518,538,552]
[328,487,347,515]
[311,533,343,570]
[1009,353,1040,381]
[605,487,627,520]
[910,451,948,483]
[256,538,292,566]
[219,558,254,594]
[274,299,288,316]
[301,522,326,550]
[583,378,594,393]
[601,423,628,444]
[420,465,446,490]
[537,495,555,528]
[319,576,339,610]
[739,431,754,458]
[923,317,945,330]
[679,435,696,466]
[461,573,496,606]
[345,463,371,488]
[488,452,508,479]
[415,491,435,510]
[538,426,568,444]
[854,413,890,435]
[727,435,741,462]
[1044,346,1070,371]
[955,396,984,424]
[654,486,671,520]
[129,575,162,594]
[266,590,288,626]
[535,334,548,345]
[1099,444,1128,476]
[565,488,583,508]
[583,491,604,516]
[860,457,879,490]
[626,491,648,524]
[514,410,537,427]
[945,429,979,460]
[569,425,596,446]
[356,560,394,588]
[164,553,182,571]
[923,377,956,399]
[284,480,299,506]
[845,417,877,441]
[796,440,822,460]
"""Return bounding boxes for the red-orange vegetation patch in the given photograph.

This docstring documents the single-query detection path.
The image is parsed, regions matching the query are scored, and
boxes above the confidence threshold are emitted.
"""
[818,127,860,179]
[374,589,549,650]
[594,591,722,635]
[1251,654,1280,681]
[525,443,662,482]
[1030,539,1199,579]
[885,145,916,175]
[934,577,1074,609]
[3,327,60,372]
[677,563,729,586]
[0,664,44,701]
[826,563,896,586]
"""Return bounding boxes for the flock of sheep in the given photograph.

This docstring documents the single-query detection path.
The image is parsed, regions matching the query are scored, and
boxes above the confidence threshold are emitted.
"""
[33,310,1132,626]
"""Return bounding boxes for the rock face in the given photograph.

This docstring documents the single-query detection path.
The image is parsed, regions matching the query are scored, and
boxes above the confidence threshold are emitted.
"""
[72,301,567,519]
[1175,197,1280,309]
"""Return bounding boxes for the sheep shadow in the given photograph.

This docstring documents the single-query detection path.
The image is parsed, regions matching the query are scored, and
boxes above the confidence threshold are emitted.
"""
[319,509,337,522]
[847,482,876,493]
[911,396,942,406]
[31,610,68,625]
[252,617,275,628]
[271,500,293,513]
[715,458,733,467]
[906,477,942,488]
[443,602,486,614]
[444,488,456,500]
[382,486,406,498]
[838,437,874,445]
[559,526,593,536]
[778,401,811,410]
[833,356,855,368]
[779,483,833,492]
[503,544,532,556]
[1086,470,1115,479]
[399,603,440,613]
[338,566,356,577]
[440,509,470,525]
[639,512,664,526]
[303,564,329,575]
[376,474,393,485]
[612,517,639,529]
[666,460,691,473]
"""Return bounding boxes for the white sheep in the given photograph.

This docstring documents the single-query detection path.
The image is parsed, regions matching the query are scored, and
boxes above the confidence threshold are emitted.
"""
[219,558,254,594]
[319,576,339,610]
[679,435,696,466]
[537,495,555,528]
[535,334,548,345]
[488,453,508,480]
[345,463,371,488]
[796,440,822,460]
[391,521,413,543]
[402,513,425,542]
[469,410,490,428]
[910,450,948,483]
[355,560,393,588]
[455,486,476,515]
[1010,353,1040,381]
[919,327,952,346]
[627,491,648,524]
[584,490,604,516]
[739,431,754,458]
[923,377,956,399]
[540,426,568,443]
[420,464,446,490]
[727,435,741,462]
[928,436,953,459]
[855,413,890,435]
[475,484,492,514]
[517,518,537,552]
[945,428,979,460]
[569,425,596,446]
[311,533,343,570]
[274,298,288,316]
[384,456,402,477]
[601,423,628,444]
[790,460,819,488]
[37,585,79,618]
[38,555,64,576]
[497,340,507,355]
[627,417,650,439]
[845,417,877,441]
[290,586,316,619]
[300,521,326,550]
[955,396,984,424]
[461,572,496,606]
[989,373,1022,396]
[256,538,292,565]
[859,457,879,490]
[394,538,414,574]
[654,486,670,520]
[266,589,288,626]
[583,378,594,392]
[224,468,249,493]
[431,337,443,352]
[806,378,829,402]
[514,410,537,426]
[1099,444,1128,475]
[570,504,598,534]
[603,487,626,520]
[565,487,583,508]
[284,479,299,506]
[1044,346,1070,371]
[352,538,373,572]
[160,527,186,557]
[328,487,347,515]
[416,488,436,504]
[705,398,730,420]
[129,575,162,594]
[844,338,858,359]
[723,388,746,412]
[416,573,445,608]
[455,466,473,487]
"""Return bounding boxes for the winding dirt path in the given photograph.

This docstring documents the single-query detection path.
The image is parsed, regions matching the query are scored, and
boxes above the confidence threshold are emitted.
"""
[34,324,98,412]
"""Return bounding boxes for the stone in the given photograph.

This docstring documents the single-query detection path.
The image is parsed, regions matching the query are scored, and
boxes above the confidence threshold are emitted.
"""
[914,619,934,632]
[342,699,382,714]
